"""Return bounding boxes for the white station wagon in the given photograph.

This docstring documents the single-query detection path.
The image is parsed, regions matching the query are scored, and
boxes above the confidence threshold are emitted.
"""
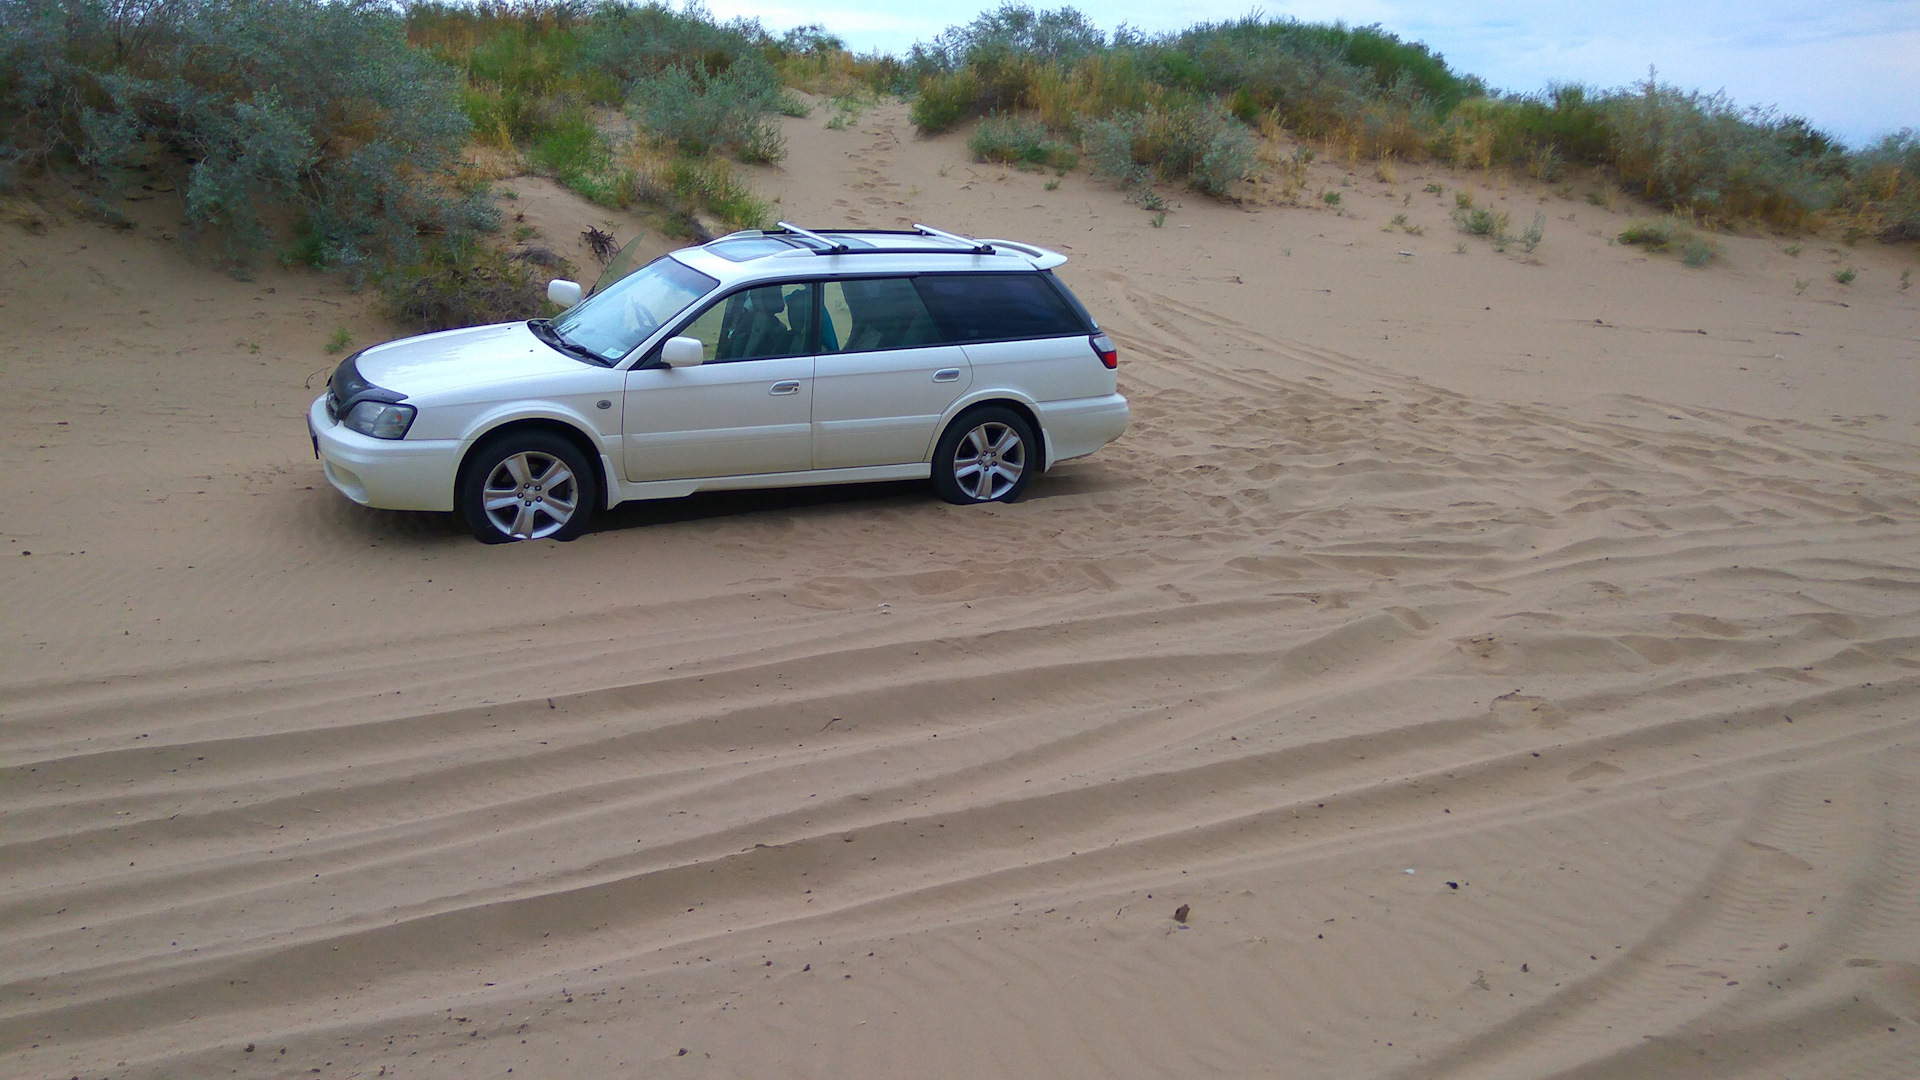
[309,224,1128,543]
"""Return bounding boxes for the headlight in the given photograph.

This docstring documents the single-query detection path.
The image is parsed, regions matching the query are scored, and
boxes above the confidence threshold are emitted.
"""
[342,400,417,439]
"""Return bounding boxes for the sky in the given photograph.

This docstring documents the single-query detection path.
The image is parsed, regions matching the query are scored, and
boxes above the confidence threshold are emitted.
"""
[703,0,1920,146]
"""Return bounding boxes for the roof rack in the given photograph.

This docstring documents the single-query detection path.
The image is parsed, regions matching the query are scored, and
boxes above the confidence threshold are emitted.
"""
[772,221,849,253]
[912,224,997,255]
[764,222,1000,257]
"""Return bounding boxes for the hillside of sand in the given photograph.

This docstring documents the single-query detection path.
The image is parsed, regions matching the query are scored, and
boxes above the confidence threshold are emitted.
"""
[3,101,1919,1080]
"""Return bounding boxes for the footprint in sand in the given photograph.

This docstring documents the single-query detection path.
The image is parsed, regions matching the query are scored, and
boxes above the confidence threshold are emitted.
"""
[1567,760,1625,789]
[1490,692,1567,729]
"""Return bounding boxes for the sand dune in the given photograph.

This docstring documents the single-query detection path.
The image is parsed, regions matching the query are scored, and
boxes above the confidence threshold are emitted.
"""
[3,101,1918,1079]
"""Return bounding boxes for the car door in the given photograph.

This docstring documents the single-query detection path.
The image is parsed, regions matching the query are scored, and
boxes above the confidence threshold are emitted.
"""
[811,277,972,470]
[622,282,816,481]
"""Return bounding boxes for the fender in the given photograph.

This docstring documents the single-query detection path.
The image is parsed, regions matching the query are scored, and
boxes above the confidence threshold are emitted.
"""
[455,403,621,506]
[923,387,1051,469]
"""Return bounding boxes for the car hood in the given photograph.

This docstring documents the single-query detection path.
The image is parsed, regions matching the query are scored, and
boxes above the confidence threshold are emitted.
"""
[354,322,588,400]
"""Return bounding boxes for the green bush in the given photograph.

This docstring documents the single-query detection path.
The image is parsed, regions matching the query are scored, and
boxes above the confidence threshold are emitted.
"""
[660,156,772,230]
[1085,101,1254,195]
[1618,219,1676,249]
[1160,20,1386,136]
[574,1,768,88]
[904,6,1102,133]
[2,0,492,273]
[912,4,1105,70]
[1618,216,1716,265]
[968,114,1077,170]
[910,69,982,133]
[628,55,787,162]
[1852,130,1920,242]
[384,239,549,332]
[530,111,607,186]
[1602,78,1843,227]
[1453,205,1508,237]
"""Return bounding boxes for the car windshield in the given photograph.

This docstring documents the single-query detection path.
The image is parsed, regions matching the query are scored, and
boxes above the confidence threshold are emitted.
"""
[550,255,717,363]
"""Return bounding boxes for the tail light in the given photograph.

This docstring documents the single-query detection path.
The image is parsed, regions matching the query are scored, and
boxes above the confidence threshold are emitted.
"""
[1090,333,1118,369]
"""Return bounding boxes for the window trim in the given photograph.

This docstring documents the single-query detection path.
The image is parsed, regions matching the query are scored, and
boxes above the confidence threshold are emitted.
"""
[636,279,822,368]
[909,270,1094,348]
[634,270,1098,366]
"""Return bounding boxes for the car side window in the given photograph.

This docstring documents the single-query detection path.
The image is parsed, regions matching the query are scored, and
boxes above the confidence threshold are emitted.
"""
[913,272,1087,344]
[676,282,815,363]
[819,278,942,354]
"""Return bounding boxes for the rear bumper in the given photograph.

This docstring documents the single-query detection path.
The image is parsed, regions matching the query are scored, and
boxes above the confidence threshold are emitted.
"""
[1036,393,1129,469]
[309,396,460,512]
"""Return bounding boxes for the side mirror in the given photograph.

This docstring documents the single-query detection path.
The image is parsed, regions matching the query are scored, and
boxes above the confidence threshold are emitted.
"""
[547,279,583,307]
[660,336,705,368]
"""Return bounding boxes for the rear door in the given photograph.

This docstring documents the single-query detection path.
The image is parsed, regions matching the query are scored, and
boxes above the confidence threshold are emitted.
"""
[811,277,971,470]
[622,282,817,481]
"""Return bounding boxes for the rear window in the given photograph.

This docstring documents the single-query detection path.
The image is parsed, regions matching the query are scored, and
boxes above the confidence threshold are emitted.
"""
[913,273,1088,344]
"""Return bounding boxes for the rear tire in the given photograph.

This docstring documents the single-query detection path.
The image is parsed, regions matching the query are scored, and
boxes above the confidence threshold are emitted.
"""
[931,406,1037,505]
[459,431,597,543]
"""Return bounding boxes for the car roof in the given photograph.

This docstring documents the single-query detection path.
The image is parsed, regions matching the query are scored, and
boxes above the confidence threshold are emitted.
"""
[671,223,1069,286]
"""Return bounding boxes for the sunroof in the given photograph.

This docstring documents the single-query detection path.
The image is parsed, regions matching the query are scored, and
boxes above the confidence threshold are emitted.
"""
[706,235,800,261]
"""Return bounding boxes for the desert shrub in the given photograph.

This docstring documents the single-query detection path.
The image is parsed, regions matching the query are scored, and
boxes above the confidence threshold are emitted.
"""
[1029,49,1156,135]
[912,4,1105,70]
[1618,216,1716,264]
[1847,130,1920,242]
[905,5,1103,132]
[1489,84,1610,164]
[968,114,1077,170]
[1617,219,1676,249]
[658,155,771,230]
[778,45,897,99]
[0,0,493,273]
[910,69,982,133]
[1516,210,1545,252]
[1601,77,1843,228]
[384,238,549,332]
[1158,16,1478,146]
[600,144,768,231]
[1085,100,1254,195]
[1159,26,1371,138]
[573,1,767,88]
[1338,71,1440,159]
[1452,205,1508,237]
[628,57,787,162]
[530,110,607,186]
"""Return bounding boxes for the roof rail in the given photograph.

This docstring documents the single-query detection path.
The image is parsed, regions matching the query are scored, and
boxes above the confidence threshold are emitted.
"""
[772,221,848,253]
[914,224,996,255]
[757,223,1037,261]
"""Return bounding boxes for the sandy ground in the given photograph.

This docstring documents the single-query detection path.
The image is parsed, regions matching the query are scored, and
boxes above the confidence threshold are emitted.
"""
[4,101,1920,1079]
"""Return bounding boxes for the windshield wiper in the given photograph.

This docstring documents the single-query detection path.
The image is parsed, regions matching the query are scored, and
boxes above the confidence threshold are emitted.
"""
[529,318,610,367]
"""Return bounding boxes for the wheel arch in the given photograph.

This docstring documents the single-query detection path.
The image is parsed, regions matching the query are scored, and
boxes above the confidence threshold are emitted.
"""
[456,418,611,509]
[933,395,1048,471]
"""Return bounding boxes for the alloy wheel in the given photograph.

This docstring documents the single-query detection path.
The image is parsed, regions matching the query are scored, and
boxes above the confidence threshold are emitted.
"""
[481,451,578,540]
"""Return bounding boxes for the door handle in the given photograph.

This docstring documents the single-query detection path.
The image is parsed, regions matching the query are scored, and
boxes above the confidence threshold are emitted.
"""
[932,368,961,383]
[769,380,802,395]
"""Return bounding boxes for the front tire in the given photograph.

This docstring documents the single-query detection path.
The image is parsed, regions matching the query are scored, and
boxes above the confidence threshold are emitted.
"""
[932,406,1037,505]
[459,431,597,544]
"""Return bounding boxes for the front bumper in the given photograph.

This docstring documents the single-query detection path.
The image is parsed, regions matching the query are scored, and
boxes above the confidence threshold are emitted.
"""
[308,396,461,512]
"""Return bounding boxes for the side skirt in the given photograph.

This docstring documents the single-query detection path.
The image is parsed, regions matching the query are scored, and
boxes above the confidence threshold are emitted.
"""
[606,462,933,507]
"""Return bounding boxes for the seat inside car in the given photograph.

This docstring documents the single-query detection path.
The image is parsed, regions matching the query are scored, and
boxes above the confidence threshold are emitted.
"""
[841,279,937,352]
